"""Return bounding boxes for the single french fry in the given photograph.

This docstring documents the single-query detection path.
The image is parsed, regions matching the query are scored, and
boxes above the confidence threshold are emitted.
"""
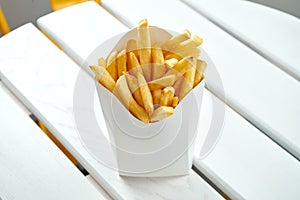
[171,96,179,108]
[165,53,182,61]
[152,89,162,105]
[90,65,115,92]
[106,51,118,81]
[179,63,196,100]
[137,19,152,81]
[148,74,176,91]
[125,73,144,107]
[137,73,153,115]
[161,29,191,51]
[98,57,106,67]
[165,56,196,79]
[152,43,165,79]
[165,58,178,68]
[173,34,203,53]
[151,106,174,122]
[160,86,175,106]
[173,76,184,97]
[126,39,138,58]
[128,52,143,76]
[175,47,200,59]
[114,75,150,123]
[194,59,207,87]
[117,49,127,78]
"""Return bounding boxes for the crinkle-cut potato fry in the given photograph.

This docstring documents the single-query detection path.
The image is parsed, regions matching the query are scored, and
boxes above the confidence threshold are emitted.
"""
[98,57,106,67]
[160,86,175,106]
[165,58,178,68]
[114,75,150,123]
[106,51,118,81]
[171,96,179,108]
[152,89,162,105]
[125,73,144,107]
[90,65,115,92]
[152,43,165,79]
[117,49,127,78]
[179,63,196,100]
[137,73,154,115]
[151,106,174,122]
[194,59,207,87]
[161,29,191,51]
[138,19,152,81]
[148,74,176,91]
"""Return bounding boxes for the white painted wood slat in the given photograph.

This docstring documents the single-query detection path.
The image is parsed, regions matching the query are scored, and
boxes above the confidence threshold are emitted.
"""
[0,23,223,200]
[0,83,105,200]
[182,0,300,81]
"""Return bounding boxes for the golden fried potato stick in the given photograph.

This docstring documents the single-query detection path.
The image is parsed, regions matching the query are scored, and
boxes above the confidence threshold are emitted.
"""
[164,53,182,61]
[137,73,154,115]
[152,43,165,79]
[179,63,196,100]
[152,89,162,105]
[114,74,150,123]
[117,49,127,78]
[106,51,118,81]
[124,73,144,107]
[148,74,176,91]
[160,86,175,106]
[165,58,178,68]
[165,56,196,79]
[151,106,174,122]
[175,47,200,59]
[161,29,191,51]
[126,39,139,58]
[137,19,152,81]
[98,57,106,67]
[173,34,203,53]
[90,65,115,92]
[194,59,207,87]
[128,52,143,76]
[171,96,179,108]
[173,76,184,97]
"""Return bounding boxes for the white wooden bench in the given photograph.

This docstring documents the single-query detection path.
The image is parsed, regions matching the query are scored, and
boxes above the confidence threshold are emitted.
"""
[1,1,300,199]
[35,1,300,199]
[0,83,105,200]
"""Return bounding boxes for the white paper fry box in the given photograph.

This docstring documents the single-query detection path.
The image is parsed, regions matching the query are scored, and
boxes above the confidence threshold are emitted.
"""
[96,79,205,177]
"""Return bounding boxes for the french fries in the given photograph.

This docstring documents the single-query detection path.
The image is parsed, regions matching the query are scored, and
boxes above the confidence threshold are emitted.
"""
[138,19,152,81]
[137,73,154,115]
[90,19,207,123]
[148,74,176,90]
[114,75,150,123]
[90,65,115,92]
[106,51,118,81]
[151,106,174,122]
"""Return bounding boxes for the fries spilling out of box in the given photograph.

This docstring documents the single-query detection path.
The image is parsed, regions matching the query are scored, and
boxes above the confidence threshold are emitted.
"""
[90,19,207,124]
